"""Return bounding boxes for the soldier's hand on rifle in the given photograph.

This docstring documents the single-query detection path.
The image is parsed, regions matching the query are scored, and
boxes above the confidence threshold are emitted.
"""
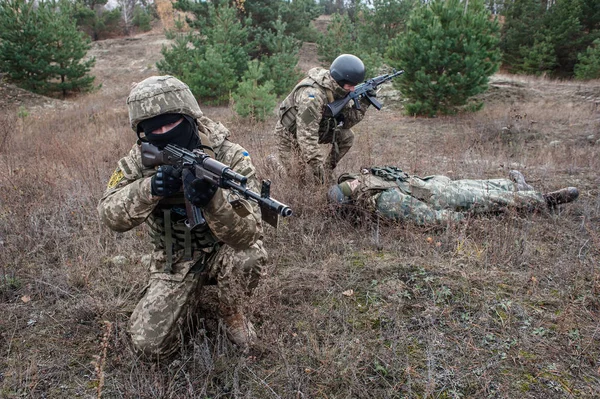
[151,165,182,197]
[182,169,218,207]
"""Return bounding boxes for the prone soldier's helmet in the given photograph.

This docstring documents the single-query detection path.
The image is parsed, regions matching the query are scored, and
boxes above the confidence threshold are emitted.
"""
[126,75,203,133]
[330,54,366,87]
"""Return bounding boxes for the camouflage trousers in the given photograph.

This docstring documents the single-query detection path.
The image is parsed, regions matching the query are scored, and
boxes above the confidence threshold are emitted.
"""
[375,176,546,225]
[129,240,267,357]
[275,120,354,174]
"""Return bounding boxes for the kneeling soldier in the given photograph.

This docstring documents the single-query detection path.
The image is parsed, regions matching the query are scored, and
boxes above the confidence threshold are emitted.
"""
[98,76,267,356]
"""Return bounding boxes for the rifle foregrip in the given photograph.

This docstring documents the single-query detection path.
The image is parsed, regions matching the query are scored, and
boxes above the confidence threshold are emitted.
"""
[201,157,248,185]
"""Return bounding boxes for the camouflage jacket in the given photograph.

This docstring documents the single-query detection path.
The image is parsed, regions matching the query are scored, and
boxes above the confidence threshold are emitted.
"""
[278,67,369,169]
[338,167,546,225]
[98,116,262,255]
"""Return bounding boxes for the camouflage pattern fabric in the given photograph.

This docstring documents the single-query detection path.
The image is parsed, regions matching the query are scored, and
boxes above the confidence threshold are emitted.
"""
[275,67,370,181]
[129,241,267,357]
[98,117,265,356]
[339,168,546,225]
[127,75,203,132]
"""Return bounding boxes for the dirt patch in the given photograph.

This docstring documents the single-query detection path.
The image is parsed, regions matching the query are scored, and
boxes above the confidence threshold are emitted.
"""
[481,74,600,107]
[87,31,173,101]
[0,79,70,112]
[312,14,332,35]
[297,42,323,73]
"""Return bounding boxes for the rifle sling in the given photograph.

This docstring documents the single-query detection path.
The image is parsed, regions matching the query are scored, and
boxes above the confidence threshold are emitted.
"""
[164,208,173,273]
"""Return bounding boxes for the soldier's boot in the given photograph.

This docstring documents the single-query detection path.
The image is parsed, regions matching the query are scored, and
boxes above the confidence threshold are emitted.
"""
[543,187,579,208]
[221,307,257,350]
[509,170,534,191]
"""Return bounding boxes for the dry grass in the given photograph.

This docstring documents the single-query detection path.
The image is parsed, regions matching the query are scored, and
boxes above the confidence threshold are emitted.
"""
[0,69,599,398]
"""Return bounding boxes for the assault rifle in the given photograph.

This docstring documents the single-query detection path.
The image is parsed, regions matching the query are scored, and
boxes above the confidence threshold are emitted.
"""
[141,142,292,229]
[325,69,404,118]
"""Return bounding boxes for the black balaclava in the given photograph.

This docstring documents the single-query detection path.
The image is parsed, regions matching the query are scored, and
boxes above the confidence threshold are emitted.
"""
[138,113,200,150]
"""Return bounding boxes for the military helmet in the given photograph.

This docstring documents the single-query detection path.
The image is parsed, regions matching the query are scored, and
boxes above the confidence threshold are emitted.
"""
[330,54,366,87]
[126,75,203,132]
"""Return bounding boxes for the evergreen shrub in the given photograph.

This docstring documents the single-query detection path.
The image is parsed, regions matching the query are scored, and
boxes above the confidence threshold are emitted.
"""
[386,0,500,116]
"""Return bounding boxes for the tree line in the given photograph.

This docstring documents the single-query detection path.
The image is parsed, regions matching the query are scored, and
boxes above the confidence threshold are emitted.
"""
[0,0,598,117]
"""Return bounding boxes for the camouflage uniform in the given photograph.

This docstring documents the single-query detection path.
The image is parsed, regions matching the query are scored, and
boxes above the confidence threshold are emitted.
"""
[275,67,370,181]
[335,167,546,225]
[98,76,267,356]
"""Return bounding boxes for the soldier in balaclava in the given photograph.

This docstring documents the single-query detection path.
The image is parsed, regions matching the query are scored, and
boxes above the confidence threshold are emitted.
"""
[274,54,373,183]
[98,75,267,356]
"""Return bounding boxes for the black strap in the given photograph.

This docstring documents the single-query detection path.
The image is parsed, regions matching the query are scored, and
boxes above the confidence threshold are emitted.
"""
[163,208,173,273]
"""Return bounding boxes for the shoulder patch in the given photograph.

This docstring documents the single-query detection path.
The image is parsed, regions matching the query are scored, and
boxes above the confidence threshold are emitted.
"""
[107,168,125,190]
[300,103,320,125]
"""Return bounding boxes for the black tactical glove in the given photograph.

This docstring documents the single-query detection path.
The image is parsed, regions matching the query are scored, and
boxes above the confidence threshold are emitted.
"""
[182,168,218,207]
[151,165,182,197]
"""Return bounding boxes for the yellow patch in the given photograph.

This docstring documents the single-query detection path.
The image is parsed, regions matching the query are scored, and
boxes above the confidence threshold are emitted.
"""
[107,168,125,189]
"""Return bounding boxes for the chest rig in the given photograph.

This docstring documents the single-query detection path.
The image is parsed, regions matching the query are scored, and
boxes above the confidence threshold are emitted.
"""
[278,78,339,140]
[146,195,219,273]
[369,166,413,197]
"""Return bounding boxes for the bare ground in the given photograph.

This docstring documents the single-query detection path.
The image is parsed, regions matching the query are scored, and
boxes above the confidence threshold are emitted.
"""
[0,29,599,398]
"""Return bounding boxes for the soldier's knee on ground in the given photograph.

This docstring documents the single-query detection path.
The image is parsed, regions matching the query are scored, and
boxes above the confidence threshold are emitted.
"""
[127,269,202,359]
[129,320,181,358]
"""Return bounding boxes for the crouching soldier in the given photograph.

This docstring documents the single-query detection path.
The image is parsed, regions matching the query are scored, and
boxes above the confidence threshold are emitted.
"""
[328,167,579,225]
[98,76,267,356]
[274,54,372,183]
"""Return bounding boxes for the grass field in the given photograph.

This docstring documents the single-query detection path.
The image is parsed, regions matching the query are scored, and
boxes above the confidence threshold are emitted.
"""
[0,31,599,398]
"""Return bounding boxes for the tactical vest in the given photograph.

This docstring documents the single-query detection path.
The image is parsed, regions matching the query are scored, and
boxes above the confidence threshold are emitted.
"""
[141,130,220,273]
[278,78,338,138]
[146,196,219,273]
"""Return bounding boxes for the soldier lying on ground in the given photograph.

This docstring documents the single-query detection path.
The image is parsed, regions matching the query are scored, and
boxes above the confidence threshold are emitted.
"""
[98,76,267,357]
[327,166,579,225]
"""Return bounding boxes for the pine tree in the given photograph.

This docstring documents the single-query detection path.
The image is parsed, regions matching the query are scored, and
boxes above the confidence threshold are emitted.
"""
[386,0,501,116]
[357,0,417,56]
[501,0,599,77]
[540,0,585,76]
[259,17,302,96]
[0,0,96,96]
[521,36,558,75]
[500,0,545,71]
[233,60,277,121]
[317,13,360,64]
[158,0,249,105]
[575,39,600,79]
